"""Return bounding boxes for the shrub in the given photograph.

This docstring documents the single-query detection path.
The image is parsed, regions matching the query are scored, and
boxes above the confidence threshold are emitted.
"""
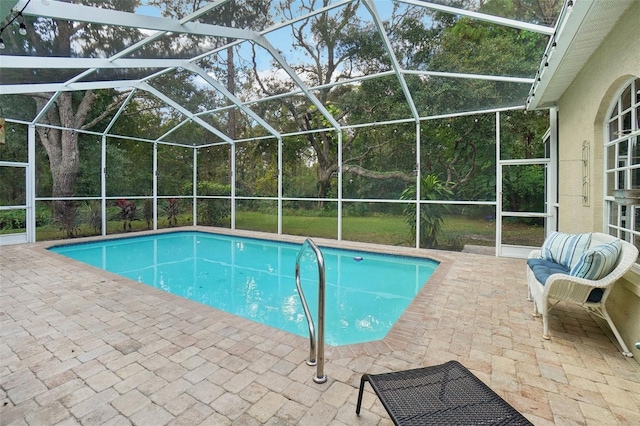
[165,198,179,227]
[84,201,102,234]
[115,199,137,231]
[192,182,231,226]
[53,200,80,237]
[142,198,153,229]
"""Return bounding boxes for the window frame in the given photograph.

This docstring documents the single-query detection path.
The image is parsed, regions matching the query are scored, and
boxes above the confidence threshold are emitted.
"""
[603,78,640,260]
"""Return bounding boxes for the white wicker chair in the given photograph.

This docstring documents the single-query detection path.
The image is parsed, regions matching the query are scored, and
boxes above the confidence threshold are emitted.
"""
[527,232,639,357]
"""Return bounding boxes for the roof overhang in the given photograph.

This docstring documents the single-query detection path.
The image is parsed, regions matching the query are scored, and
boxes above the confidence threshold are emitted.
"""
[526,0,635,110]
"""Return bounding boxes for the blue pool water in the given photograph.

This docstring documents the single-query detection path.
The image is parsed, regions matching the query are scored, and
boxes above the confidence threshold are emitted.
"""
[50,231,438,346]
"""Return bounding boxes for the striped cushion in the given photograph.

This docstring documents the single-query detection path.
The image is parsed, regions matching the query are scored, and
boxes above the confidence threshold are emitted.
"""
[541,232,592,268]
[570,240,622,280]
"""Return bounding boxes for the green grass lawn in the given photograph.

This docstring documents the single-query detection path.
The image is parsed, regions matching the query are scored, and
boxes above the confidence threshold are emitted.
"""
[235,212,409,245]
[28,211,543,249]
[235,212,543,248]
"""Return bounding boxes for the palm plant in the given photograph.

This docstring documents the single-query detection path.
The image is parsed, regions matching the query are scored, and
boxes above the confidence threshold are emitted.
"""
[54,200,79,237]
[85,201,102,234]
[400,174,453,248]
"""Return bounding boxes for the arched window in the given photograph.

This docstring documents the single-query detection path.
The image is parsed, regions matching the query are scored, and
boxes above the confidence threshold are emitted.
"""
[604,78,640,253]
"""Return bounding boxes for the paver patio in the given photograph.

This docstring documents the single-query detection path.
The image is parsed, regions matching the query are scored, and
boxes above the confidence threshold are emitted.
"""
[1,228,639,425]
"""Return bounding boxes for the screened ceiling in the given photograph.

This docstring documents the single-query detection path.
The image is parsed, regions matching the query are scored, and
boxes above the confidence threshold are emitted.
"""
[0,0,563,147]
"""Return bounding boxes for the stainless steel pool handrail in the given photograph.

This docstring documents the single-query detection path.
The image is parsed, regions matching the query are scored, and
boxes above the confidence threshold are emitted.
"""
[295,238,327,384]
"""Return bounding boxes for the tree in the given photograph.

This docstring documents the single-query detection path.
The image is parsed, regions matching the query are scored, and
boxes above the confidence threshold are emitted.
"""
[33,90,129,220]
[251,1,435,204]
[420,115,497,201]
[481,0,562,26]
[151,0,272,140]
[253,0,361,203]
[247,0,559,210]
[2,1,144,224]
[409,0,559,203]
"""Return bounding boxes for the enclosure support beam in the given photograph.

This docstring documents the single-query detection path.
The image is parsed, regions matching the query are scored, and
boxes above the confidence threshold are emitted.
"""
[63,0,231,86]
[253,38,341,133]
[363,0,420,122]
[193,148,198,227]
[337,131,343,241]
[0,57,194,69]
[547,107,558,234]
[415,122,421,250]
[153,142,158,231]
[397,0,554,35]
[495,112,502,256]
[184,64,281,140]
[0,80,142,95]
[103,89,137,138]
[138,83,233,144]
[155,121,192,146]
[231,144,236,230]
[21,0,253,41]
[27,125,36,243]
[31,92,61,127]
[278,137,283,235]
[101,136,107,236]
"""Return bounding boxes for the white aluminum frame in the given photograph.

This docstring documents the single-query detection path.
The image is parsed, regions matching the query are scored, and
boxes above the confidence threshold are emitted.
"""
[498,107,558,258]
[0,0,559,252]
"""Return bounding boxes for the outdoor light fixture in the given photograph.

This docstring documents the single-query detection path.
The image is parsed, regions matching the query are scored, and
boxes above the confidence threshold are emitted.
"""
[18,14,27,36]
[0,1,31,48]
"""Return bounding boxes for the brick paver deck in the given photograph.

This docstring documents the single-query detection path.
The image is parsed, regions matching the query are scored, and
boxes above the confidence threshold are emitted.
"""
[2,228,639,425]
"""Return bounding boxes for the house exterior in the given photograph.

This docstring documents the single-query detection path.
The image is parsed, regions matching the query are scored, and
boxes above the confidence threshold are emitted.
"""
[529,0,640,358]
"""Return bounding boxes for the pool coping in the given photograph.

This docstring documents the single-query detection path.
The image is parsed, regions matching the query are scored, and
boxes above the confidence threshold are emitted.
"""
[37,226,455,360]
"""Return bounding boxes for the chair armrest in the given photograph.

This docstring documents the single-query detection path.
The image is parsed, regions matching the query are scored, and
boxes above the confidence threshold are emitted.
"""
[528,249,542,260]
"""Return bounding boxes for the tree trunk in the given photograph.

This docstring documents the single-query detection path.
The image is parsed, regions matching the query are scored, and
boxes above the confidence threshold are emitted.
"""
[34,91,96,222]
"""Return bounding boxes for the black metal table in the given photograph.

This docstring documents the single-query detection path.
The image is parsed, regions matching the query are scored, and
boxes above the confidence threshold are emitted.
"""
[356,360,533,425]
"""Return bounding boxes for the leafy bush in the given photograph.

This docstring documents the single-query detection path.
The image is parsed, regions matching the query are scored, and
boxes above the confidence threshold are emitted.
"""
[344,203,370,217]
[198,199,229,226]
[0,210,27,231]
[192,182,231,226]
[183,181,232,197]
[84,201,102,234]
[165,198,179,227]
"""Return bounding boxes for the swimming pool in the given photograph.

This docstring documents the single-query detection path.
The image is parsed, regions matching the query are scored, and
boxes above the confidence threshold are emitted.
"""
[50,231,438,346]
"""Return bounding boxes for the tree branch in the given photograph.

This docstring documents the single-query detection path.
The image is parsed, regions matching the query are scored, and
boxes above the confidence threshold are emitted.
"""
[80,91,131,130]
[342,164,414,182]
[251,44,277,97]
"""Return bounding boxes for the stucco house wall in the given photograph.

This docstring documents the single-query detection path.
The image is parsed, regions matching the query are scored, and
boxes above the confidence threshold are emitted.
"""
[556,2,640,358]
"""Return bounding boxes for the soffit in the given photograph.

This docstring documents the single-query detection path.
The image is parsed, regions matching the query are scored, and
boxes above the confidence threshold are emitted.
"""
[527,0,635,110]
